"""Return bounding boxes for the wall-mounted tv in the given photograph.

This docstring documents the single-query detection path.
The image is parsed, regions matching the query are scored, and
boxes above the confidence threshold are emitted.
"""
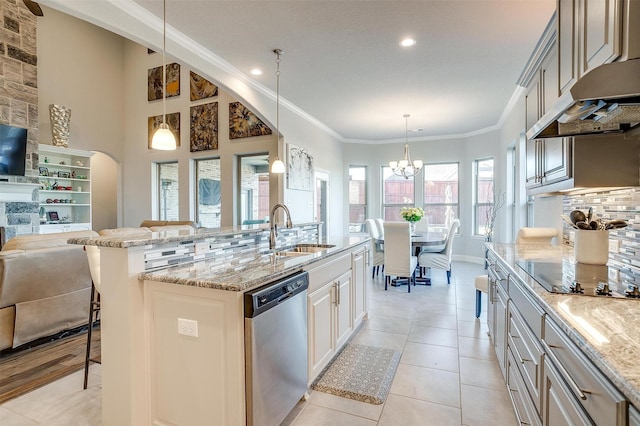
[0,123,28,176]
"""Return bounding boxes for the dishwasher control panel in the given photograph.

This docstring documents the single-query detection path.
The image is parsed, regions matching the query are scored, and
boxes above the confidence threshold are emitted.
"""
[244,271,309,318]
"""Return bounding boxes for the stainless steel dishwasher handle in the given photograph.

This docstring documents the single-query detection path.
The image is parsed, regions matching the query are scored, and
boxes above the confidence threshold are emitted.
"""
[541,340,588,400]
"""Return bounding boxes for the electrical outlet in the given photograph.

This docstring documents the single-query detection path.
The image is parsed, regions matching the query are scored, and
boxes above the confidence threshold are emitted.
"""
[195,241,209,255]
[177,318,198,338]
[608,268,620,281]
[610,240,620,253]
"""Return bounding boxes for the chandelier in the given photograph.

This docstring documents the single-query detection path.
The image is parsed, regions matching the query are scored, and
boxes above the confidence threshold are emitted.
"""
[389,114,423,179]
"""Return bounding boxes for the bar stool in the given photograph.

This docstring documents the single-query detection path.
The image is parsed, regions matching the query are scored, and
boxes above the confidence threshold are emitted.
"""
[475,275,488,318]
[83,245,101,389]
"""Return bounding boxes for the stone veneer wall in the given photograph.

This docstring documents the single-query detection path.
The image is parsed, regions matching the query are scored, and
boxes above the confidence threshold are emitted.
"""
[0,0,39,241]
[563,187,640,288]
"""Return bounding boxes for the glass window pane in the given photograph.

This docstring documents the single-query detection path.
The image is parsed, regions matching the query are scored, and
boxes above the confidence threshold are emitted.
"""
[474,158,494,236]
[348,166,367,233]
[423,163,459,230]
[195,158,221,228]
[158,162,179,221]
[240,154,270,224]
[383,166,414,205]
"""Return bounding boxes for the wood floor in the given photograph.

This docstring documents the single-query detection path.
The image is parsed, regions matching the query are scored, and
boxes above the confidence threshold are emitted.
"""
[0,326,100,404]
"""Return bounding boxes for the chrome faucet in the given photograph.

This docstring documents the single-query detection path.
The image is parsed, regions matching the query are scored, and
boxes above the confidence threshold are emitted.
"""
[269,203,293,249]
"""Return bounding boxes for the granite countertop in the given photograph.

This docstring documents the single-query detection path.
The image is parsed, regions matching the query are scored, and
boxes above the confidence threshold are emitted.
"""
[139,236,369,292]
[489,243,640,408]
[67,222,318,248]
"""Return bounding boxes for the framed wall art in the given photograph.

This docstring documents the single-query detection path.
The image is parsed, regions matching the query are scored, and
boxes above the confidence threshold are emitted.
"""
[287,144,314,191]
[228,102,272,140]
[148,112,181,149]
[190,71,218,101]
[148,63,181,101]
[190,102,218,152]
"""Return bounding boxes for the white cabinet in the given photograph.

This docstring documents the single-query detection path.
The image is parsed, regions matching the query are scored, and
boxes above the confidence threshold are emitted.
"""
[37,144,93,232]
[542,357,593,426]
[306,250,355,383]
[630,405,640,426]
[351,246,367,329]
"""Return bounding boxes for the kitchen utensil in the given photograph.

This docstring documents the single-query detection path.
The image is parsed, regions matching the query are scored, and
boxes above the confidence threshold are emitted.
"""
[576,221,591,230]
[587,207,593,223]
[562,215,578,229]
[569,210,586,225]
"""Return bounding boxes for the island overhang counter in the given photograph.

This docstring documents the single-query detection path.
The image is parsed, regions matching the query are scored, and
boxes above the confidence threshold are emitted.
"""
[69,224,369,426]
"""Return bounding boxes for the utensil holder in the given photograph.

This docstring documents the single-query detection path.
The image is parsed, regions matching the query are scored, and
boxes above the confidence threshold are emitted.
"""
[574,230,609,265]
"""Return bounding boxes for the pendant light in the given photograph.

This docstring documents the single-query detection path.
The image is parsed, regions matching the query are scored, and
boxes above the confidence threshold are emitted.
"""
[151,0,177,150]
[389,114,423,179]
[270,48,286,174]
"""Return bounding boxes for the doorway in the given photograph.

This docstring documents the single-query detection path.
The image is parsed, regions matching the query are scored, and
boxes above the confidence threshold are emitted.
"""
[314,170,329,237]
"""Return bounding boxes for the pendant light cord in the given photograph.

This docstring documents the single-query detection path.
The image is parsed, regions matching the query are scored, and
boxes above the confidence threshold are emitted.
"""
[275,49,282,142]
[162,0,167,124]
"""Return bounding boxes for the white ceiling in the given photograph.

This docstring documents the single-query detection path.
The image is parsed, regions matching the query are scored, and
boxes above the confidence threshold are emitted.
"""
[42,0,555,143]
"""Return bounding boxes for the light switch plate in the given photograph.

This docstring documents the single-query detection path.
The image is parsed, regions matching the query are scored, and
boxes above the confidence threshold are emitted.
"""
[610,240,620,253]
[195,241,209,255]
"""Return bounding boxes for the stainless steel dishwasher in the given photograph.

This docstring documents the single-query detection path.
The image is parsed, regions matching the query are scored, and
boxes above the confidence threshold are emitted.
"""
[244,271,309,426]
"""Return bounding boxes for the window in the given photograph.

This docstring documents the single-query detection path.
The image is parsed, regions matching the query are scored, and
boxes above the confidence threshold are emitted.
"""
[239,154,270,225]
[158,162,179,221]
[382,166,415,220]
[195,158,221,228]
[348,166,367,232]
[474,158,494,236]
[423,163,459,231]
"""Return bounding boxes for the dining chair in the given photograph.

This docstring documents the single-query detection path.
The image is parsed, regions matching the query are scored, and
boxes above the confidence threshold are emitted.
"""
[414,216,429,233]
[83,245,102,389]
[417,219,460,284]
[383,222,417,293]
[374,218,385,239]
[365,219,384,277]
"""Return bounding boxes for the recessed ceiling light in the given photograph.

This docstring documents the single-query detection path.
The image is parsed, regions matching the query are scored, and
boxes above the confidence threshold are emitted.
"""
[250,68,263,76]
[400,38,416,47]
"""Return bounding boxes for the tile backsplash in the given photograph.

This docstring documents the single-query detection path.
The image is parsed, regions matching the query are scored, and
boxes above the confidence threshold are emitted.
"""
[563,187,640,289]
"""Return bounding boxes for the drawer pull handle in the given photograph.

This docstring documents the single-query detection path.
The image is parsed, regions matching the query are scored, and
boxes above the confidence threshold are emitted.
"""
[510,341,533,364]
[542,340,587,400]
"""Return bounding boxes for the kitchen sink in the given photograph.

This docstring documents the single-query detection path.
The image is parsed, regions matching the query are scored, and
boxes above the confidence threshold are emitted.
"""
[287,244,336,253]
[273,250,312,258]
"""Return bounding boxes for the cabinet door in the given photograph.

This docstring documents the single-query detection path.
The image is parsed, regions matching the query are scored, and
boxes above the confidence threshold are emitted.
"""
[542,358,592,426]
[308,284,335,382]
[541,44,559,114]
[558,0,579,94]
[494,283,508,379]
[630,405,640,426]
[335,271,353,350]
[525,73,541,133]
[351,249,367,328]
[579,0,622,76]
[526,139,541,188]
[541,137,572,185]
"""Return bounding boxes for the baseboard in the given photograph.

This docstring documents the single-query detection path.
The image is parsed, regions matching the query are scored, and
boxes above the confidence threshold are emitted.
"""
[453,254,484,265]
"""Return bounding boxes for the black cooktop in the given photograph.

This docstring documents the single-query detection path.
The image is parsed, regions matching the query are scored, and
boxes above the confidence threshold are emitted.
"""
[516,259,639,299]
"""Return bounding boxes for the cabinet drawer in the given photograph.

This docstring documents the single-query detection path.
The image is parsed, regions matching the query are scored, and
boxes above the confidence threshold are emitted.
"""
[630,404,640,426]
[507,348,542,426]
[305,252,351,293]
[543,318,627,426]
[509,278,545,339]
[509,306,543,413]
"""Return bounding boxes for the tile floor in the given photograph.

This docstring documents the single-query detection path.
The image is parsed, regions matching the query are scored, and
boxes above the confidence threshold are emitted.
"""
[0,261,517,425]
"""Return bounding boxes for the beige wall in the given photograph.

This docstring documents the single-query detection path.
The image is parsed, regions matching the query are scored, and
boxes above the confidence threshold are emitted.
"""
[37,6,123,231]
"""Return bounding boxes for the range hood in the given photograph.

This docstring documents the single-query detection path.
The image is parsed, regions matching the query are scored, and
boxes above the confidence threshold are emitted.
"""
[527,59,640,139]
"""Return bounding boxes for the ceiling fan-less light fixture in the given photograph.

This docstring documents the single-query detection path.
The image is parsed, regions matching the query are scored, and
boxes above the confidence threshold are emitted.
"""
[23,0,43,16]
[389,114,423,179]
[151,0,177,150]
[270,48,286,174]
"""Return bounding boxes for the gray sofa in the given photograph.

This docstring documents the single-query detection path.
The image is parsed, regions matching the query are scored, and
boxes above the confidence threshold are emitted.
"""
[0,230,98,351]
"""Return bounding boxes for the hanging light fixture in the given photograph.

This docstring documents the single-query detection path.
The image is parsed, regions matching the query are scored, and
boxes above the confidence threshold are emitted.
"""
[389,114,423,179]
[151,0,177,150]
[270,48,286,174]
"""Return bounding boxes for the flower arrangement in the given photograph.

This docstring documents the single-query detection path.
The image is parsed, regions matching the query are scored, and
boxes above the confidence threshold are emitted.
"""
[400,206,424,223]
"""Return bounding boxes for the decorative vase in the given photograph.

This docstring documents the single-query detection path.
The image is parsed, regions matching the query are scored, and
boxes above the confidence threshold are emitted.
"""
[409,221,416,235]
[49,104,71,147]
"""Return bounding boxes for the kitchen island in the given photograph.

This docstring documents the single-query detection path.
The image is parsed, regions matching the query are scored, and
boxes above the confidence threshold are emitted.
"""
[487,242,640,425]
[69,224,369,426]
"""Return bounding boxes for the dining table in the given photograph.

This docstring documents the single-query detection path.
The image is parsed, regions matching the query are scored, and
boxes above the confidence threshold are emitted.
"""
[375,228,449,286]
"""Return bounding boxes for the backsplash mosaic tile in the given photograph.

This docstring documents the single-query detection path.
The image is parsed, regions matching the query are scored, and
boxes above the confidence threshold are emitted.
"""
[563,187,640,289]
